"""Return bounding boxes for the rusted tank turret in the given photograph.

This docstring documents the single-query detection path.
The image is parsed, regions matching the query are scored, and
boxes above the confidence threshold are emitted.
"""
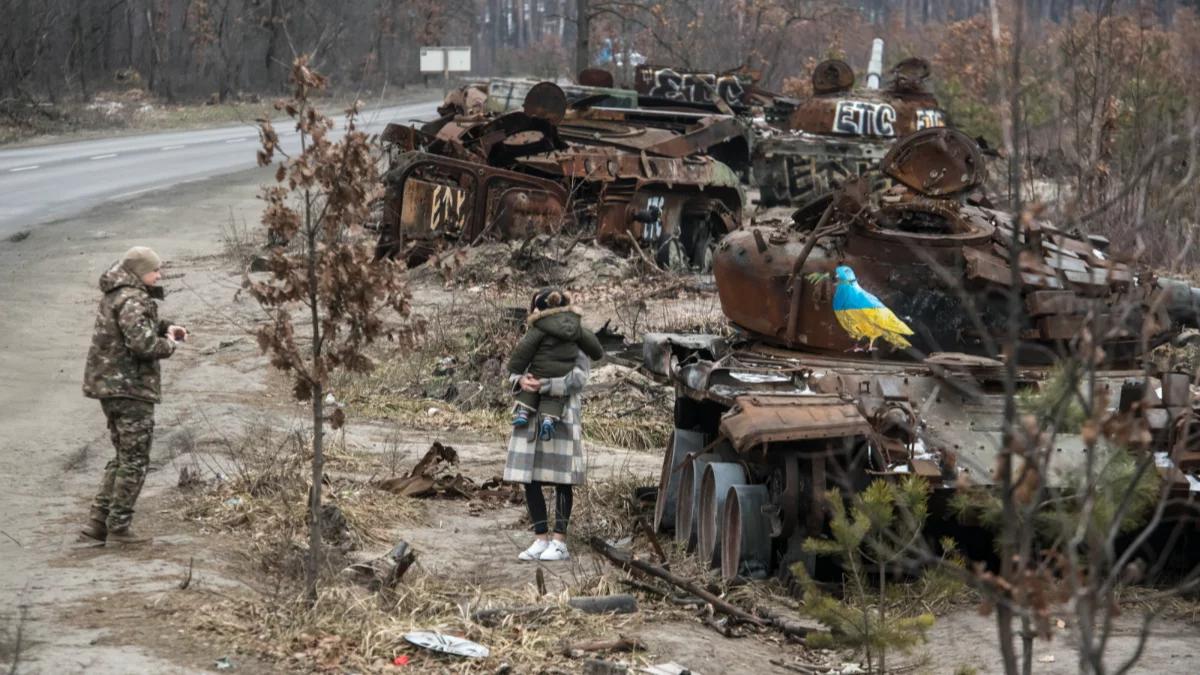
[647,128,1200,582]
[754,53,949,207]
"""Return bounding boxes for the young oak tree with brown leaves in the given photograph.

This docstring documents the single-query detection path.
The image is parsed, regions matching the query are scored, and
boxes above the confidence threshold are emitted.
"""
[246,55,411,604]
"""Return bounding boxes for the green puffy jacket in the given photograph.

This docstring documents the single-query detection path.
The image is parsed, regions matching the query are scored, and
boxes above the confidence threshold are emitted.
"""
[507,307,604,379]
[82,263,175,403]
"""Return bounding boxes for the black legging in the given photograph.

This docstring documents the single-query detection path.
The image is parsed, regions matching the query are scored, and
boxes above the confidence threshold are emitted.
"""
[524,482,574,534]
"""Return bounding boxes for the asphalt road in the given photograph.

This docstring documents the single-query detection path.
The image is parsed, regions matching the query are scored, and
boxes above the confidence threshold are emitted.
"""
[0,99,440,238]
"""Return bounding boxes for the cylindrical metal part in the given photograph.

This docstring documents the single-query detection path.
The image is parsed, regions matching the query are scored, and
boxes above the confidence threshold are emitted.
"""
[654,429,706,532]
[866,38,884,90]
[721,484,772,581]
[674,453,720,551]
[697,462,747,567]
[1163,372,1192,408]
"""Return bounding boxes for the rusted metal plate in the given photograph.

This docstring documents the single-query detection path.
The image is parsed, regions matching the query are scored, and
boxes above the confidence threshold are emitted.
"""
[400,179,469,237]
[880,127,986,197]
[719,395,870,454]
[1026,291,1089,316]
[380,152,567,252]
[1037,315,1084,340]
[963,247,1012,286]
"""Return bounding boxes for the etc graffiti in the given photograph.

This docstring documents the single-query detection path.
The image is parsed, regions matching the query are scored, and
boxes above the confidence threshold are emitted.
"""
[915,108,946,130]
[638,67,747,105]
[429,183,468,234]
[833,101,897,137]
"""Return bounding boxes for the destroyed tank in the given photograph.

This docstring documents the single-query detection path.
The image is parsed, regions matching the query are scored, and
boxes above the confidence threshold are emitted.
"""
[375,81,746,271]
[646,128,1200,580]
[754,53,948,207]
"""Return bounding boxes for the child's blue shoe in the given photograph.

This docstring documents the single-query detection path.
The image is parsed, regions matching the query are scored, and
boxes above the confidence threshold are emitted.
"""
[513,408,532,427]
[538,418,556,441]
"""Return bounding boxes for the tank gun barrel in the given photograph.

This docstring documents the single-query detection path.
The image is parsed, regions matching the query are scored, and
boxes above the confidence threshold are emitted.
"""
[866,39,884,89]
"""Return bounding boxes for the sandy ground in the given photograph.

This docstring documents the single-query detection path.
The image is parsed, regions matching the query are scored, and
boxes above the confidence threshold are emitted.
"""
[0,168,1197,674]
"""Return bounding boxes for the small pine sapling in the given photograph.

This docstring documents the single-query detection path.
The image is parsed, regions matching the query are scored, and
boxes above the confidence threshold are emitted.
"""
[793,476,935,673]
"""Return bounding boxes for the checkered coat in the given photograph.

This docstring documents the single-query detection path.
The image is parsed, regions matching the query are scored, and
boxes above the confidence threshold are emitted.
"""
[503,352,590,485]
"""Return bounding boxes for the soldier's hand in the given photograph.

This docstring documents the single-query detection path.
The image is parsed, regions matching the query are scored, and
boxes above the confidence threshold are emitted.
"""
[168,325,188,342]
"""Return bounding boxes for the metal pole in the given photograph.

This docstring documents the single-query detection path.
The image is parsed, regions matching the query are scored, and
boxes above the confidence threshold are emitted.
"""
[443,48,450,94]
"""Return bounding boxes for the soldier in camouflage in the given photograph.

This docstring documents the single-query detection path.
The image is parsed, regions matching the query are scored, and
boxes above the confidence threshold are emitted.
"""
[81,246,187,545]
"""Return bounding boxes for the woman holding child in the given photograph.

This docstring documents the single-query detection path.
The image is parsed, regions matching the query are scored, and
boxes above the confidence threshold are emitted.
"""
[503,289,604,562]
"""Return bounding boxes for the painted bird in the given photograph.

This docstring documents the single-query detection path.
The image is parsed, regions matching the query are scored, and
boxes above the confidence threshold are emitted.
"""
[832,265,915,351]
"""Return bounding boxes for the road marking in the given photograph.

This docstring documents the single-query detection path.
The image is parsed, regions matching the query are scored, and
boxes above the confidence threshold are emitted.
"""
[89,153,118,160]
[224,137,250,143]
[9,165,39,172]
[109,184,170,200]
[160,145,186,151]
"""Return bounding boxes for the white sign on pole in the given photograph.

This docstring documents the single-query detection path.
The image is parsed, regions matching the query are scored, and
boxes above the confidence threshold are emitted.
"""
[446,47,471,72]
[420,46,472,74]
[419,48,444,73]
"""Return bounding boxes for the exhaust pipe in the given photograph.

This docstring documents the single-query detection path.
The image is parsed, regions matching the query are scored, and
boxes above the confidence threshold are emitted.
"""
[866,38,884,90]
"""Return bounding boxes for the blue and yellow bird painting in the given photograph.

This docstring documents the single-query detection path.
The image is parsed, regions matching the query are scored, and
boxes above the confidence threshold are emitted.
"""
[831,265,914,351]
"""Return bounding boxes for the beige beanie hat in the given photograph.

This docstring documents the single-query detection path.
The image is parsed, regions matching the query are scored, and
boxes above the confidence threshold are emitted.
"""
[121,246,163,277]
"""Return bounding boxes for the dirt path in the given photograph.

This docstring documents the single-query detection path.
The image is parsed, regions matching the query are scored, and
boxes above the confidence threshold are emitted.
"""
[0,168,273,673]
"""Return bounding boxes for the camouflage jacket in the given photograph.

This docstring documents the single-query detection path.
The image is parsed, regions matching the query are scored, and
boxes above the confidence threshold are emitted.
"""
[82,263,175,403]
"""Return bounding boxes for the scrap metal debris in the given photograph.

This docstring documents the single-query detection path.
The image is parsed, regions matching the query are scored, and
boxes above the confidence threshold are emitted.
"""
[341,540,417,592]
[373,442,523,504]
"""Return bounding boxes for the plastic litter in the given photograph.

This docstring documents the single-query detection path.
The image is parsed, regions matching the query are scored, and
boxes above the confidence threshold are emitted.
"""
[403,631,488,658]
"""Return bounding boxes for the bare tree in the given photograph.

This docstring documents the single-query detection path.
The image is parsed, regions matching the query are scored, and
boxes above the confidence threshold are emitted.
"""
[246,55,410,603]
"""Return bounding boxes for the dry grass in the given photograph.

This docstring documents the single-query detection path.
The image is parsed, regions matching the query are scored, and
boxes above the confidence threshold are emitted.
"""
[176,571,654,673]
[331,289,526,427]
[175,422,424,579]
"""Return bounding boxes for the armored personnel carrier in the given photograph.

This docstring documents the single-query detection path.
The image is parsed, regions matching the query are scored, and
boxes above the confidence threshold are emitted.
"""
[646,128,1200,579]
[754,47,949,207]
[375,81,746,271]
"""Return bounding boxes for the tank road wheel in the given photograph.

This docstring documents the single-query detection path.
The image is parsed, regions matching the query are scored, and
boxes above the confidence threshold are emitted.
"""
[697,462,747,567]
[721,484,772,580]
[654,429,706,533]
[767,452,820,580]
[675,453,719,552]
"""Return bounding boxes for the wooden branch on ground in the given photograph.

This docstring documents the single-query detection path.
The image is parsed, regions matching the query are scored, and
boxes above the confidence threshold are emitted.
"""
[471,594,638,627]
[588,536,764,627]
[621,231,666,277]
[563,635,647,657]
[634,516,668,566]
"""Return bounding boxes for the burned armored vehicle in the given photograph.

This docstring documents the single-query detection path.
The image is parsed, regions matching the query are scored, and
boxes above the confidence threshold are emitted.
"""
[375,81,747,271]
[754,48,949,207]
[646,128,1200,580]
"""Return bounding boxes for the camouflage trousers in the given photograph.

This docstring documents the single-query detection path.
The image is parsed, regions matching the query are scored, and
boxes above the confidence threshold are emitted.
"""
[91,398,155,530]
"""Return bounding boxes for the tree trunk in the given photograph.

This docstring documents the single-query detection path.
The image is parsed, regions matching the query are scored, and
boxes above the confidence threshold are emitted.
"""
[573,0,589,79]
[307,380,324,604]
[304,185,325,606]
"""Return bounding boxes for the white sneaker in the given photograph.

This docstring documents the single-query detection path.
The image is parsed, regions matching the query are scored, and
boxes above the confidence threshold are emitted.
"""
[539,540,570,561]
[518,538,550,561]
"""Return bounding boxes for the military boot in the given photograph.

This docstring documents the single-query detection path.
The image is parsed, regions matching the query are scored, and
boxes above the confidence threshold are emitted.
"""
[79,508,109,543]
[105,527,149,545]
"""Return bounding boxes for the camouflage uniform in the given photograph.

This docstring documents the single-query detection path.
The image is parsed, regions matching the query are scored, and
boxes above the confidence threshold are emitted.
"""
[83,262,175,532]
